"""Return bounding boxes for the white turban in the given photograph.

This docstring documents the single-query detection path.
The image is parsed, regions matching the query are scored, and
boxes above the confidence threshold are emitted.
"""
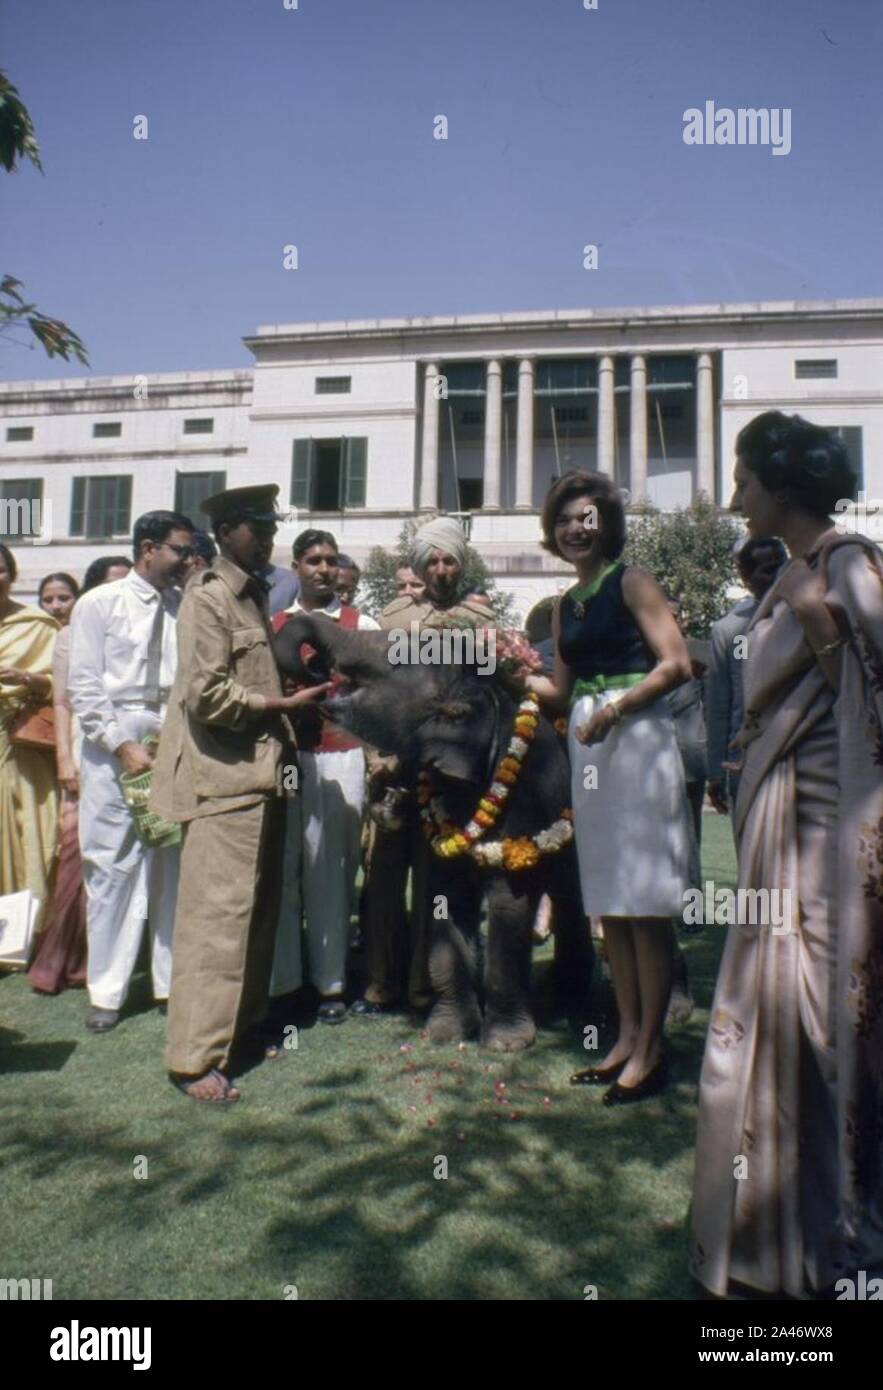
[410,516,468,576]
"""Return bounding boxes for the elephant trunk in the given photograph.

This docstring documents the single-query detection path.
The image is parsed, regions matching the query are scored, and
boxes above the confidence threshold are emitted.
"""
[271,610,387,685]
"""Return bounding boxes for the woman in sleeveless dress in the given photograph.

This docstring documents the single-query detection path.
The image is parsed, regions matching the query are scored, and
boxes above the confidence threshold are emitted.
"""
[530,472,693,1103]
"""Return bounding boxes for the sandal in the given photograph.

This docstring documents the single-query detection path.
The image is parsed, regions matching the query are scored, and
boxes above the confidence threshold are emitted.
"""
[171,1067,241,1103]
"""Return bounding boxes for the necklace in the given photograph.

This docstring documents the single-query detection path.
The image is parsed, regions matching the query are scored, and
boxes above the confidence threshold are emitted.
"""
[416,692,573,871]
[570,560,620,620]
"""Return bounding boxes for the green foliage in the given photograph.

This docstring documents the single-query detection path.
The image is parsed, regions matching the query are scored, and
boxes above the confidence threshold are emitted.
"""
[359,519,518,626]
[0,71,89,367]
[623,495,744,637]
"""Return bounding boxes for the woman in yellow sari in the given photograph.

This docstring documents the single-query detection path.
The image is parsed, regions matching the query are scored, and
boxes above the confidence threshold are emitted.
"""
[0,543,59,920]
[691,414,883,1298]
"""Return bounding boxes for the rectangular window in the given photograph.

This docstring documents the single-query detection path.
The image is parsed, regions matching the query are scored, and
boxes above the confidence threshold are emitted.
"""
[93,421,122,438]
[315,376,352,395]
[6,426,34,442]
[174,470,226,524]
[461,409,484,426]
[70,475,132,539]
[536,359,597,394]
[831,426,863,490]
[291,437,367,510]
[0,478,43,539]
[183,417,215,435]
[794,359,838,379]
[457,478,484,510]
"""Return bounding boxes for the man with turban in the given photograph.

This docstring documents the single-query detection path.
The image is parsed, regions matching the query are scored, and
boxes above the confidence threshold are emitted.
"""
[352,516,494,1019]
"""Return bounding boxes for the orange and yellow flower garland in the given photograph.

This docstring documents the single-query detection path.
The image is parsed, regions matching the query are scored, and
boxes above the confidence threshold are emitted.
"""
[416,692,574,871]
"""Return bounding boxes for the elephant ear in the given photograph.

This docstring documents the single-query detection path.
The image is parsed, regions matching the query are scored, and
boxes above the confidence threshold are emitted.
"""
[416,676,500,788]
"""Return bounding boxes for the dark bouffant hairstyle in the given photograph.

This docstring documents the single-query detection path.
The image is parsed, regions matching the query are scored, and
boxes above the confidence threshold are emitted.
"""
[735,412,856,519]
[540,470,627,561]
[293,528,338,560]
[132,509,194,559]
[38,571,80,601]
[82,555,132,593]
[0,542,18,582]
[191,529,218,564]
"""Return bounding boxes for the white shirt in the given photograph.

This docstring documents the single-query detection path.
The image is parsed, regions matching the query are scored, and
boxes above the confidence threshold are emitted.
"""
[283,596,380,632]
[69,568,182,754]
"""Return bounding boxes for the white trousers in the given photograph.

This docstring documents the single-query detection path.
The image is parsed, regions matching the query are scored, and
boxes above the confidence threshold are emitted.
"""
[272,747,365,997]
[79,706,179,1010]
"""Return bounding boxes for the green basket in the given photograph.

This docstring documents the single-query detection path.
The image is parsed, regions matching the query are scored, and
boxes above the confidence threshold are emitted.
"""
[119,738,181,849]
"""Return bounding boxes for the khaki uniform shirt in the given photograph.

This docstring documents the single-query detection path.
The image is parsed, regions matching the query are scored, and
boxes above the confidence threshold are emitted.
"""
[378,596,494,633]
[151,556,294,822]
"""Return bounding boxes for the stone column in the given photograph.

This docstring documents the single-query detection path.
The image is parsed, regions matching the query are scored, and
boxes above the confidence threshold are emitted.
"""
[515,358,535,509]
[419,362,440,511]
[696,351,715,501]
[597,354,615,478]
[483,359,503,509]
[629,354,648,501]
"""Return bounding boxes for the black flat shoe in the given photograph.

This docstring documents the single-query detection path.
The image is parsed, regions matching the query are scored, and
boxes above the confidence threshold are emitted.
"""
[350,998,388,1017]
[570,1060,626,1086]
[602,1060,668,1107]
[86,1007,119,1034]
[317,999,348,1025]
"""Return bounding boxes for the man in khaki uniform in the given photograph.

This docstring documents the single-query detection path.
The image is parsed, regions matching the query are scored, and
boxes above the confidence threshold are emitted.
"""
[151,485,329,1102]
[353,516,494,1017]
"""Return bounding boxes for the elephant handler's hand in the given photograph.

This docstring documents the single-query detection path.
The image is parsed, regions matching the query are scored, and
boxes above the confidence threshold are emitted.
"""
[115,740,155,776]
[574,703,620,746]
[271,681,334,714]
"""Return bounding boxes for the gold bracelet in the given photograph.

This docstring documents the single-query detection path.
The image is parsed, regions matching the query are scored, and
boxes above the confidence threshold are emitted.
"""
[812,637,845,659]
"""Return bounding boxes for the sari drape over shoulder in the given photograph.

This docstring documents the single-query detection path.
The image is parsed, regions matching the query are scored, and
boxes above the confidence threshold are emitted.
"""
[691,533,883,1297]
[0,606,59,921]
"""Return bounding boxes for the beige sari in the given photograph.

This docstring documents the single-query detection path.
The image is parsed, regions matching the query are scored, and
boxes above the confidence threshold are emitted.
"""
[691,532,883,1297]
[0,605,59,918]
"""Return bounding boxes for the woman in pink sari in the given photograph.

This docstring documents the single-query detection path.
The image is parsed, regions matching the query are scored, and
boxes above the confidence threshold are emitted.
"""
[691,412,883,1298]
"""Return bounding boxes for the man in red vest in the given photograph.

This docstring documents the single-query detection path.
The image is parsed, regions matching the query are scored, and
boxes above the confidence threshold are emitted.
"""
[270,530,379,1023]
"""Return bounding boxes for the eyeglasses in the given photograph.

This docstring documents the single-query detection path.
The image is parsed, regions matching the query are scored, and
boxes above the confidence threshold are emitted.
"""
[162,542,196,560]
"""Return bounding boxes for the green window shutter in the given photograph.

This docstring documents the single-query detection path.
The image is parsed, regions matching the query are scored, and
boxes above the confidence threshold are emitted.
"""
[291,439,314,508]
[70,477,86,536]
[115,476,133,535]
[343,437,367,508]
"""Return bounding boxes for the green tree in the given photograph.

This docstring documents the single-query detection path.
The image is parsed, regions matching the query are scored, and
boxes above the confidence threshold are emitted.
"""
[623,495,744,637]
[0,72,88,365]
[360,519,518,625]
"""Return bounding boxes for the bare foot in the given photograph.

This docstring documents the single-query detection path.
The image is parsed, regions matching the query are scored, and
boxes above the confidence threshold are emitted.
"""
[173,1068,240,1103]
[616,1045,664,1090]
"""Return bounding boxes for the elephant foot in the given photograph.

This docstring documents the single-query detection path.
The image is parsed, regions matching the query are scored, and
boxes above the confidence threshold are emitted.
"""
[482,1012,537,1052]
[427,999,482,1045]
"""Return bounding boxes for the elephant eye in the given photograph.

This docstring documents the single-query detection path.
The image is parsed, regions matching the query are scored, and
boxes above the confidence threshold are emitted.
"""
[437,700,471,721]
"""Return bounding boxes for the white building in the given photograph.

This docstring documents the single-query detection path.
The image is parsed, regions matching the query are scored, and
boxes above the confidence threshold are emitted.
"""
[1,297,880,616]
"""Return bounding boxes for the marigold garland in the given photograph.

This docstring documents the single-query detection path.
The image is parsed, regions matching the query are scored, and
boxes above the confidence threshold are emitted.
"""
[416,692,573,870]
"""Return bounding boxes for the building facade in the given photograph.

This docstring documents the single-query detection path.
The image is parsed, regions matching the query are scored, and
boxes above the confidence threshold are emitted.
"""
[1,298,880,616]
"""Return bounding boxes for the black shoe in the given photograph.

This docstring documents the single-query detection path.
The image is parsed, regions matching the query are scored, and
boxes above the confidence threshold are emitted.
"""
[86,1007,120,1034]
[570,1060,626,1087]
[350,998,389,1017]
[317,998,348,1025]
[602,1060,668,1107]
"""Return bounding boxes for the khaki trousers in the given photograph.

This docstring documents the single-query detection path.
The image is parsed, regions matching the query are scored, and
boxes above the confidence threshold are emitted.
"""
[165,796,285,1077]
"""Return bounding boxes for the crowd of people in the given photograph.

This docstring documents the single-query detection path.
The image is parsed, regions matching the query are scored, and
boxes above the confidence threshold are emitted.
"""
[1,407,881,1299]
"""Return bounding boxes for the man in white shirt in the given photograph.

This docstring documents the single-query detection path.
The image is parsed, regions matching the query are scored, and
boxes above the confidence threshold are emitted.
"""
[270,530,379,1024]
[69,509,195,1032]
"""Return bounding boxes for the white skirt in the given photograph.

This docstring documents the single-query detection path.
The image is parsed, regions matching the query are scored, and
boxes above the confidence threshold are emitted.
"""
[568,689,692,918]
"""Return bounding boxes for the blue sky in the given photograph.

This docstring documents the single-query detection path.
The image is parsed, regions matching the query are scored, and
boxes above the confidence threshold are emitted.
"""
[3,0,881,380]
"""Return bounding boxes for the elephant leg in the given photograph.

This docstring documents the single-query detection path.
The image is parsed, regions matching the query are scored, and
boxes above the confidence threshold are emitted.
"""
[426,862,482,1044]
[548,848,594,1009]
[482,874,538,1052]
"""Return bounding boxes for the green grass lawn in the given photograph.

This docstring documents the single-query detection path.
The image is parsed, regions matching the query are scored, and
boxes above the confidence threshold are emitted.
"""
[0,815,736,1301]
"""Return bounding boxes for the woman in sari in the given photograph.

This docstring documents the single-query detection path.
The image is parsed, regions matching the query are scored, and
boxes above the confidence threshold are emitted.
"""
[28,559,132,993]
[691,412,883,1298]
[0,543,59,928]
